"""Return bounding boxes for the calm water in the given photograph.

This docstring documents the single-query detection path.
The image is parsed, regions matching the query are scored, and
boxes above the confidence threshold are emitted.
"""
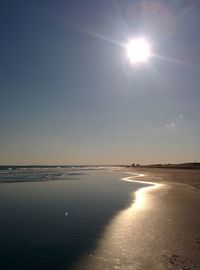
[0,167,145,270]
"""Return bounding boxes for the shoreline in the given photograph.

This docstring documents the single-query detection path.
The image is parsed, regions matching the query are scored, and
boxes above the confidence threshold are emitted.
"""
[124,167,200,193]
[1,167,200,269]
[74,168,200,270]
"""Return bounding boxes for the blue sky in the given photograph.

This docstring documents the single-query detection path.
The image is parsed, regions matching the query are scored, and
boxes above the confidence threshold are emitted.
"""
[0,0,200,165]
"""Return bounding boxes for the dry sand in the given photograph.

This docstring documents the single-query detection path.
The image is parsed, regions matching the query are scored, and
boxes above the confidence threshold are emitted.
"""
[74,168,200,270]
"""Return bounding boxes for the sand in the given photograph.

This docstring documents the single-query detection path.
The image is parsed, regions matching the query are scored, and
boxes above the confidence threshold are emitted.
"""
[74,168,200,270]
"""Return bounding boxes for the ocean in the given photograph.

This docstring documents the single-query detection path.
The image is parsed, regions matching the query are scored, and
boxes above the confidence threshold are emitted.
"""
[0,166,146,270]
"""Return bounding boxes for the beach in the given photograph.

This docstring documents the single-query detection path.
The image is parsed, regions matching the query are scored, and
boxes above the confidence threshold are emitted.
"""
[0,167,200,269]
[74,168,200,270]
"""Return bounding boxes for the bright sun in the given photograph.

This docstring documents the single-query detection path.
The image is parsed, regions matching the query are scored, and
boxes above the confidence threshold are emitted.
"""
[126,37,151,64]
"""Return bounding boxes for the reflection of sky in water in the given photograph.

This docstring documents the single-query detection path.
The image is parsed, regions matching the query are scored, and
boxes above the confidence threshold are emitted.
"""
[0,169,147,270]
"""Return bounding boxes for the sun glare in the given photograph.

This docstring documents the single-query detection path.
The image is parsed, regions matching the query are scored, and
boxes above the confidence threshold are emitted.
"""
[126,37,151,64]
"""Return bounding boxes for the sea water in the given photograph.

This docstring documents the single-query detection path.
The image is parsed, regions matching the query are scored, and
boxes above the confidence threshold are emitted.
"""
[0,167,145,270]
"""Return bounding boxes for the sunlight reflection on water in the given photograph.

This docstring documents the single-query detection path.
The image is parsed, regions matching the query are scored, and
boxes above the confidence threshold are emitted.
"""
[74,172,165,270]
[122,173,163,210]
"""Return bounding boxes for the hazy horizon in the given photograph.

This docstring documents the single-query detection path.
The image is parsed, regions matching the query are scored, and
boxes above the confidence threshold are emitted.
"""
[0,160,198,167]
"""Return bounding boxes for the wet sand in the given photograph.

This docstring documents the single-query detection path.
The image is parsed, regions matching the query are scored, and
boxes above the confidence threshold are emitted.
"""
[74,168,200,270]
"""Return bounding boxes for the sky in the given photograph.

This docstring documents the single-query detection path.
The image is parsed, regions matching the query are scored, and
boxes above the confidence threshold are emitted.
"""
[0,0,200,165]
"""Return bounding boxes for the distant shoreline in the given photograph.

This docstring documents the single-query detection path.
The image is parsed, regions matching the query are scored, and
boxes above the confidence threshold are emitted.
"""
[128,162,200,170]
[1,162,200,171]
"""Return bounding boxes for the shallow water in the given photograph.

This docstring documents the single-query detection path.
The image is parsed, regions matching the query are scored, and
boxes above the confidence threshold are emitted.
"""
[0,167,146,270]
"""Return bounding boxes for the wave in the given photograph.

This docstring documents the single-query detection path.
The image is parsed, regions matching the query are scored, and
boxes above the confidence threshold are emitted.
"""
[0,166,119,183]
